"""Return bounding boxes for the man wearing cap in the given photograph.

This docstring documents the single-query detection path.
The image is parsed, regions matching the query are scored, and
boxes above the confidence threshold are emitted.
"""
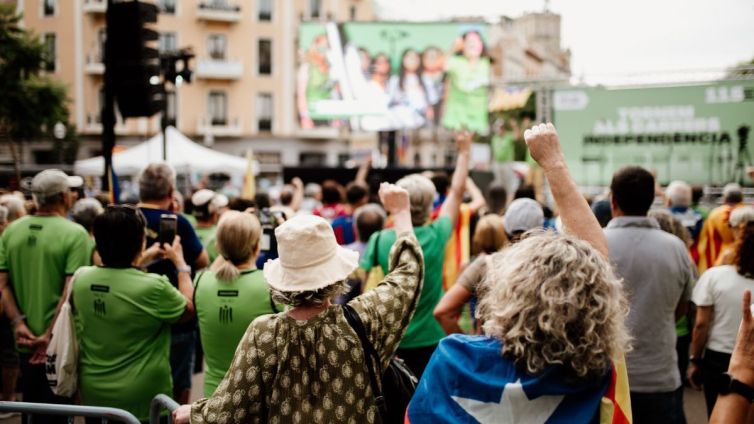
[191,189,229,264]
[697,183,745,273]
[137,163,208,405]
[605,166,695,423]
[0,169,91,421]
[502,197,545,241]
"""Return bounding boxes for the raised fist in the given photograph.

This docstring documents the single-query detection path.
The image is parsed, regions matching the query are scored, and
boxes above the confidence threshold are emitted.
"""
[378,183,410,215]
[523,123,565,170]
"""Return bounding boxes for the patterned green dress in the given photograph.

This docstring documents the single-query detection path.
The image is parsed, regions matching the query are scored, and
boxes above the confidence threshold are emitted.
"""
[190,233,425,424]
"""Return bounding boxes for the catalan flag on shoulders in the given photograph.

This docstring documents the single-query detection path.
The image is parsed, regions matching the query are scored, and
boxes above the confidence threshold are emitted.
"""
[406,335,631,424]
[431,202,472,291]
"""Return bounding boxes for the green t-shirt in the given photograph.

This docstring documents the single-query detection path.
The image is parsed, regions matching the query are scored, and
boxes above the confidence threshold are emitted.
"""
[194,269,279,396]
[0,215,91,340]
[184,213,198,228]
[194,225,219,264]
[360,216,453,349]
[72,266,186,420]
[491,133,516,163]
[442,55,491,134]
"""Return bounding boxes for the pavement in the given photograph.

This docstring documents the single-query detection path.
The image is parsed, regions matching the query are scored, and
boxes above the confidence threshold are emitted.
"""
[0,372,711,424]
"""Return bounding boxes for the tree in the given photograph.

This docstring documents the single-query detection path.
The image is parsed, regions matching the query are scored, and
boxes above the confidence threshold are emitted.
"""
[726,58,754,79]
[0,4,69,187]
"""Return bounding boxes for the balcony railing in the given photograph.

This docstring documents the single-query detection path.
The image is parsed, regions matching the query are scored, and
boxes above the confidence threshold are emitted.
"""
[82,113,130,135]
[196,2,241,22]
[194,58,243,80]
[83,0,106,14]
[196,116,242,137]
[85,53,104,75]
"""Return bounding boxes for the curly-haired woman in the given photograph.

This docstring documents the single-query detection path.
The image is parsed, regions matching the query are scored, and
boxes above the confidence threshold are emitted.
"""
[408,124,632,423]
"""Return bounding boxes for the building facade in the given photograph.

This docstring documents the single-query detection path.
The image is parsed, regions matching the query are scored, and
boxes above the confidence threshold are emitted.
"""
[11,0,375,178]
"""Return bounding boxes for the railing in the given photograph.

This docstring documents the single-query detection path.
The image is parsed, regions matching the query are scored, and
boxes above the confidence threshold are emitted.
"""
[150,394,179,424]
[194,58,244,80]
[196,116,242,137]
[196,2,241,22]
[0,401,140,424]
[83,0,107,13]
[85,53,104,74]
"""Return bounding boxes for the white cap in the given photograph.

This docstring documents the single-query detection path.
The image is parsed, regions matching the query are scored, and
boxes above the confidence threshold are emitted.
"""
[31,169,83,197]
[503,198,544,235]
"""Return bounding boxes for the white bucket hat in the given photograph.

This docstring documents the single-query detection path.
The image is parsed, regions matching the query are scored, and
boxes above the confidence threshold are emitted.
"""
[263,214,359,292]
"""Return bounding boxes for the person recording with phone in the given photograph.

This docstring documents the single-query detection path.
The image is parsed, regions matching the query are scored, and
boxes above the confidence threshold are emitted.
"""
[137,163,208,405]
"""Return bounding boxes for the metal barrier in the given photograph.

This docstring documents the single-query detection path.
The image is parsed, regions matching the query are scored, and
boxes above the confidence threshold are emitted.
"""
[0,401,140,424]
[149,394,179,424]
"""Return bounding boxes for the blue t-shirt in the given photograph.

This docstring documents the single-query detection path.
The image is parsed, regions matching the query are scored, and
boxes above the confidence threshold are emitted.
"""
[139,207,204,332]
[331,215,355,245]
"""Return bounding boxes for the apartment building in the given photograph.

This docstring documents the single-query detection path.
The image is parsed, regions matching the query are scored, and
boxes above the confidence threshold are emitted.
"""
[488,10,571,84]
[11,0,375,176]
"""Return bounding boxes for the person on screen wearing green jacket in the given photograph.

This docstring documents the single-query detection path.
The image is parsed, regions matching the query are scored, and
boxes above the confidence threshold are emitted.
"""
[72,205,195,422]
[194,210,281,396]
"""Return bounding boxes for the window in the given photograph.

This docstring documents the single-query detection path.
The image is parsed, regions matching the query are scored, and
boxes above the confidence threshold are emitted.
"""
[43,0,55,16]
[300,152,326,166]
[309,0,321,19]
[350,6,357,20]
[157,0,176,14]
[208,91,227,125]
[208,34,227,60]
[97,29,106,62]
[258,0,272,21]
[258,39,272,74]
[43,33,56,72]
[159,32,177,53]
[257,93,273,132]
[166,91,177,126]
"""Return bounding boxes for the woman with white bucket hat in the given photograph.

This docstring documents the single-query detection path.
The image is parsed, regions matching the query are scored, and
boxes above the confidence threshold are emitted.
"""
[173,183,423,424]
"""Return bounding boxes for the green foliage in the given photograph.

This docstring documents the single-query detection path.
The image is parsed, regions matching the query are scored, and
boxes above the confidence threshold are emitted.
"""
[0,4,70,142]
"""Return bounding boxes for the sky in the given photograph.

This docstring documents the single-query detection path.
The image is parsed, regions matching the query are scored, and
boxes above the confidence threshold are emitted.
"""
[373,0,754,85]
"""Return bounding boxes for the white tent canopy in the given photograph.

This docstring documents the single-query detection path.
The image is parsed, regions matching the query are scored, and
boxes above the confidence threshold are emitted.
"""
[74,127,250,177]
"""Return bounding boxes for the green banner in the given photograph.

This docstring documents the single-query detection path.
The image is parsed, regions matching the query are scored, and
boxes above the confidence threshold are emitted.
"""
[553,81,754,185]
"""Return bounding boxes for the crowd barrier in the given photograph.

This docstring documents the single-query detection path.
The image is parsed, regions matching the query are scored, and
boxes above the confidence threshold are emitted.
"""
[0,394,179,424]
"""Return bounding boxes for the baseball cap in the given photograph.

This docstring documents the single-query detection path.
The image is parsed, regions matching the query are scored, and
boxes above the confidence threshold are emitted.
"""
[31,169,83,197]
[191,189,229,212]
[503,198,544,235]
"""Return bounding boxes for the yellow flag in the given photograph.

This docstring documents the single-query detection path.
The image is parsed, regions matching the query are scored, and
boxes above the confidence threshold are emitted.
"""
[241,150,255,200]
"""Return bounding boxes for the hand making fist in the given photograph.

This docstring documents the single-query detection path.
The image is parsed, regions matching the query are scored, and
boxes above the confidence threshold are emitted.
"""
[523,123,566,170]
[378,183,410,216]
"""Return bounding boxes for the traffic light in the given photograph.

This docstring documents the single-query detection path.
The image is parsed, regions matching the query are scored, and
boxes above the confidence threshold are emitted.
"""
[106,1,165,118]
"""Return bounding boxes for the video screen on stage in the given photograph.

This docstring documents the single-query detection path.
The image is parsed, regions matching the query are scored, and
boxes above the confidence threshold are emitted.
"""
[297,22,490,134]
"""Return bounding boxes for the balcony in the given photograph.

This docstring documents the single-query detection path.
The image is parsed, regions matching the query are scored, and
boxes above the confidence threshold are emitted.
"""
[195,58,243,80]
[85,53,104,75]
[82,113,130,135]
[83,0,106,14]
[196,117,242,138]
[196,2,241,22]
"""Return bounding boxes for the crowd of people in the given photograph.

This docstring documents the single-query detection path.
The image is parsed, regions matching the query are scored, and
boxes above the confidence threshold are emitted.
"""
[0,124,753,423]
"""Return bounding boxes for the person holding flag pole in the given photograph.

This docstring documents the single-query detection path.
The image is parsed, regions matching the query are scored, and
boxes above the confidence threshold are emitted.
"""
[407,123,633,423]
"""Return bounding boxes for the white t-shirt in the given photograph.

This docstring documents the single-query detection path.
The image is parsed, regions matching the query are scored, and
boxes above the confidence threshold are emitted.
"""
[692,265,754,354]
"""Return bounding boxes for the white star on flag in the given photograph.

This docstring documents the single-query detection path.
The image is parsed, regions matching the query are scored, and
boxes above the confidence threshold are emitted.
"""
[451,378,564,424]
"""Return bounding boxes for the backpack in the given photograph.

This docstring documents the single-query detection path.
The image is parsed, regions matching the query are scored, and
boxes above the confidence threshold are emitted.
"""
[342,304,418,423]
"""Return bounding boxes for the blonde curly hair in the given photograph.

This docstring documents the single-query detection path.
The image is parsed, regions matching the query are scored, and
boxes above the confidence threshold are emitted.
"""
[478,231,631,381]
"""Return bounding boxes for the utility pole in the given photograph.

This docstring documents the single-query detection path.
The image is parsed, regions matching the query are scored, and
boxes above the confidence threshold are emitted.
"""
[101,0,116,193]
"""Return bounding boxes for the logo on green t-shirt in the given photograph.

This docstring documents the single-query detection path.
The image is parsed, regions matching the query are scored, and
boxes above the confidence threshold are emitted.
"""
[219,305,233,324]
[94,298,106,316]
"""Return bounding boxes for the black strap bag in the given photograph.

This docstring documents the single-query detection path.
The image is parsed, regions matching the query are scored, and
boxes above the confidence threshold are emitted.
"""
[342,304,418,423]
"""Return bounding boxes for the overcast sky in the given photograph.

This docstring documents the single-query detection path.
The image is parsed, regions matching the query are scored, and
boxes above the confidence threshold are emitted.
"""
[374,0,754,85]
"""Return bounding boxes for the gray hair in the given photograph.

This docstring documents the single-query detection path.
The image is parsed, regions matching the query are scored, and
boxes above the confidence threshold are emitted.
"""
[269,280,350,307]
[723,183,743,204]
[479,231,631,380]
[0,206,8,225]
[730,206,754,228]
[139,163,176,202]
[0,195,26,222]
[33,192,65,209]
[396,174,436,226]
[665,180,691,207]
[71,198,105,232]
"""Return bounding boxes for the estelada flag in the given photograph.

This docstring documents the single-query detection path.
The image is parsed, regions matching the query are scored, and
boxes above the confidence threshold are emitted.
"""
[406,335,632,424]
[241,149,255,200]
